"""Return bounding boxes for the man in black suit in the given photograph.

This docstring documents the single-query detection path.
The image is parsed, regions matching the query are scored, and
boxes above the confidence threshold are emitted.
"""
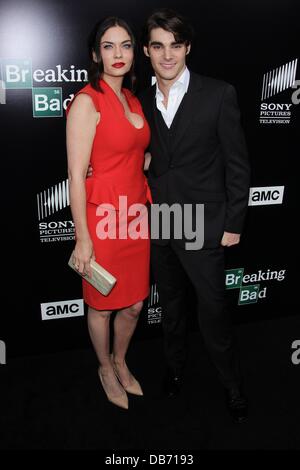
[139,9,250,422]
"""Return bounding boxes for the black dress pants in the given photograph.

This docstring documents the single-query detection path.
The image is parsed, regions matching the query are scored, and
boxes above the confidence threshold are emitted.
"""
[151,241,242,389]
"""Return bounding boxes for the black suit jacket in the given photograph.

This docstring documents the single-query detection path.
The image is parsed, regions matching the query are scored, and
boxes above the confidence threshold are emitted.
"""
[138,72,251,249]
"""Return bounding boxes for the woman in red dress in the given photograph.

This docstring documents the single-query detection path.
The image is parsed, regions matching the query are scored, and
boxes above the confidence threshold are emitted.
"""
[66,17,151,409]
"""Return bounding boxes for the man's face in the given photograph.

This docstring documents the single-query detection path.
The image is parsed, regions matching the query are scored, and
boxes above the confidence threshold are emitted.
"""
[144,27,190,83]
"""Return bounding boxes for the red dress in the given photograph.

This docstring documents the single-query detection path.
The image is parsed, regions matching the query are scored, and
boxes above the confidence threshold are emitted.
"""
[67,79,151,310]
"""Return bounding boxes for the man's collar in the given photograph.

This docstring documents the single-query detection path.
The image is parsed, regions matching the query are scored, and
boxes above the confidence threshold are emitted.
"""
[156,67,190,98]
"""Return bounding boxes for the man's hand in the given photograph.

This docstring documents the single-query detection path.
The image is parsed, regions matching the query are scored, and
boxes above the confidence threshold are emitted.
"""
[221,231,240,247]
[86,164,93,178]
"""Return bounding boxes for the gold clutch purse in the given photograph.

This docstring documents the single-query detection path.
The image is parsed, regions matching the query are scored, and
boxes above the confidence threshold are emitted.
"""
[68,253,117,296]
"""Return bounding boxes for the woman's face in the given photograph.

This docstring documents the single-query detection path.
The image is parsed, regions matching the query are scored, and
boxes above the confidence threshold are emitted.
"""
[97,25,134,78]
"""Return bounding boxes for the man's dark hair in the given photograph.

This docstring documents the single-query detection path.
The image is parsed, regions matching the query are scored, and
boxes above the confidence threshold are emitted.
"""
[142,8,194,46]
[88,16,136,92]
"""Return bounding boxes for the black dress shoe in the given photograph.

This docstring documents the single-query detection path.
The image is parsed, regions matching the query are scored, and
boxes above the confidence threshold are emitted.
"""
[225,386,248,423]
[162,369,182,398]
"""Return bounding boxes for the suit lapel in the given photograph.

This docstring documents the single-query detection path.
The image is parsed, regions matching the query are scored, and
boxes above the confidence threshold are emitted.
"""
[150,87,170,156]
[140,86,169,157]
[169,72,203,153]
[141,72,203,161]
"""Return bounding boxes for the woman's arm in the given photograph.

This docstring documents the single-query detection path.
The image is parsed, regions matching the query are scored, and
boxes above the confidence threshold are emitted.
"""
[66,93,99,276]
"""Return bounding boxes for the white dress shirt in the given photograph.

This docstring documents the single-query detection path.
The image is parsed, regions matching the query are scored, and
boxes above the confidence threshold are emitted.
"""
[155,67,190,128]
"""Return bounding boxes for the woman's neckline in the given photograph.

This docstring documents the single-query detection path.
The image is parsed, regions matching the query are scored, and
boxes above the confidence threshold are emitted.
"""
[100,79,144,131]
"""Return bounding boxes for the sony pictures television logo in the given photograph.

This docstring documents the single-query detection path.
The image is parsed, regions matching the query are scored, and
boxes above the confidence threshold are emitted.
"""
[147,284,162,324]
[259,58,299,124]
[39,220,75,243]
[37,179,75,242]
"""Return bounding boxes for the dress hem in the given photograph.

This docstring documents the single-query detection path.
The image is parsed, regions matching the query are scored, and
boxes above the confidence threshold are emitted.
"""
[83,290,150,311]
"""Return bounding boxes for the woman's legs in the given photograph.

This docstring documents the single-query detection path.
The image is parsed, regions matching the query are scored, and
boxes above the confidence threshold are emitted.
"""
[112,301,143,388]
[87,306,127,406]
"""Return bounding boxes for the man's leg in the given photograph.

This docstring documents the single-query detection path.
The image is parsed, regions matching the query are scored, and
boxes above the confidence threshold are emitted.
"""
[151,243,190,378]
[173,245,242,389]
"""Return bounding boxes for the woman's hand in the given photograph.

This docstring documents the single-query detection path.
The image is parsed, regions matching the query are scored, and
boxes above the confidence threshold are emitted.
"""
[72,238,95,277]
[86,164,93,178]
[144,152,152,171]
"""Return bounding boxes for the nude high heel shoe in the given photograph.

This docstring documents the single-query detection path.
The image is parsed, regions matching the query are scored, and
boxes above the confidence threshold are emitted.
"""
[111,355,143,396]
[98,368,129,409]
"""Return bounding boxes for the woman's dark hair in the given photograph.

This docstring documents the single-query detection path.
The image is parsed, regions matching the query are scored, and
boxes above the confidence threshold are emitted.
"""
[142,8,194,47]
[88,17,136,92]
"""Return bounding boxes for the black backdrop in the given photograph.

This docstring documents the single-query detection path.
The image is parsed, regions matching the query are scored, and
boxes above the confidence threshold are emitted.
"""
[0,0,298,358]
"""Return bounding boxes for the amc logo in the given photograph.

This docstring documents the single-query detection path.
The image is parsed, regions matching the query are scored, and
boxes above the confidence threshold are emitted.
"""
[248,186,284,206]
[41,299,84,321]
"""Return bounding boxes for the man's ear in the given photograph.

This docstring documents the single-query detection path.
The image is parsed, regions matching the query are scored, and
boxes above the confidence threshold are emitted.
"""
[143,45,150,57]
[186,44,191,56]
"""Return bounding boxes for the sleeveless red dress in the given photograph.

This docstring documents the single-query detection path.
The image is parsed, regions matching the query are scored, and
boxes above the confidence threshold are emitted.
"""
[67,79,151,310]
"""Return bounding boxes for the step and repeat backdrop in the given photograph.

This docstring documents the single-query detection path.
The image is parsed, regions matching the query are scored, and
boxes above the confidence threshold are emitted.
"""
[0,0,298,357]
